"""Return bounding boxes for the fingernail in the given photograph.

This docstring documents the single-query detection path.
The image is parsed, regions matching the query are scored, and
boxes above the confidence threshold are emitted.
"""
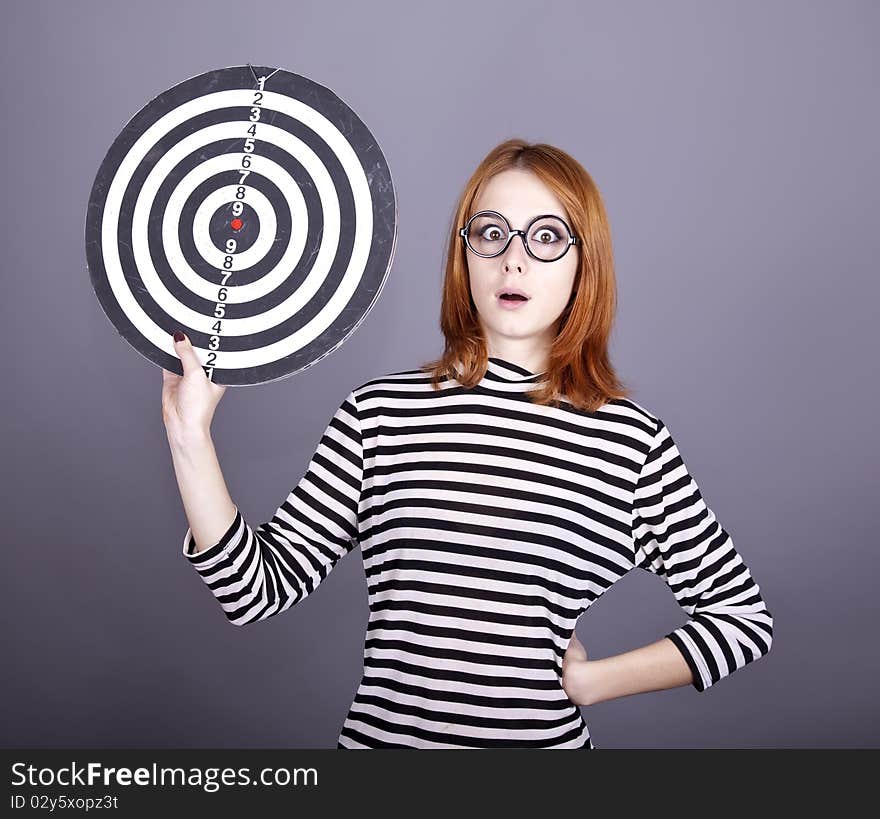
[173,331,185,343]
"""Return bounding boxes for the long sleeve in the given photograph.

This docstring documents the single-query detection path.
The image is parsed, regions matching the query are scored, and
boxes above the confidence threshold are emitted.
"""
[181,388,363,627]
[630,418,773,692]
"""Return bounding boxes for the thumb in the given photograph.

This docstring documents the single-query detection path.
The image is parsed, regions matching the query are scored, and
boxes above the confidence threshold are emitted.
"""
[172,331,203,374]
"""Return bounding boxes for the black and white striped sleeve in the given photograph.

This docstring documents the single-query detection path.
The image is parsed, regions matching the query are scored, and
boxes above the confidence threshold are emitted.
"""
[181,388,363,627]
[630,418,774,692]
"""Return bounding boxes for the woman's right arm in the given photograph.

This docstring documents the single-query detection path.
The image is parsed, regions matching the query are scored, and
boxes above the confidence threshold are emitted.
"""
[162,331,236,555]
[162,332,364,627]
[166,426,238,556]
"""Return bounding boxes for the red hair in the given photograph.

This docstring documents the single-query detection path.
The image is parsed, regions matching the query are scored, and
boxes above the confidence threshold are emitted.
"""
[420,138,631,412]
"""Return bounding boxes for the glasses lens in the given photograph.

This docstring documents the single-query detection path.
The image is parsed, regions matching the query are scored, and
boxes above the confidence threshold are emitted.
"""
[527,216,570,261]
[467,213,510,256]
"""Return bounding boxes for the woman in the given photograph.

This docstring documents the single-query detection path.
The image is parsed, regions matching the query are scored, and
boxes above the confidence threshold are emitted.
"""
[163,139,774,749]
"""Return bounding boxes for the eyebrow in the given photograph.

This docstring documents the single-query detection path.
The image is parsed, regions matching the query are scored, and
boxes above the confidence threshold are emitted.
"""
[474,210,565,224]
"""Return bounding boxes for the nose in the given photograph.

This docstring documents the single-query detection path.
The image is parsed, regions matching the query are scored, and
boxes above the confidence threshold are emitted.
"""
[501,232,528,271]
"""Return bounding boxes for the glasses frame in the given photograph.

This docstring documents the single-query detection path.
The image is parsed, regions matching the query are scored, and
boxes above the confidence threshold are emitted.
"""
[459,210,580,262]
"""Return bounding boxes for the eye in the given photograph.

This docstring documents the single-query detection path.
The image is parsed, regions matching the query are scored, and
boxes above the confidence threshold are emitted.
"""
[478,224,507,241]
[533,226,562,244]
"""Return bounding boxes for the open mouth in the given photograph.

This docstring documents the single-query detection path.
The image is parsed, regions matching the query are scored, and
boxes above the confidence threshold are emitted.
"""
[498,293,529,302]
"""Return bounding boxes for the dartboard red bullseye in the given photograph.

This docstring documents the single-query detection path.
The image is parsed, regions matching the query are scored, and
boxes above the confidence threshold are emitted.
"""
[85,65,397,385]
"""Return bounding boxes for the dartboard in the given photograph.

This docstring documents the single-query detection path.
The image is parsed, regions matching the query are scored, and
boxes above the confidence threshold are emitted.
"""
[85,65,397,385]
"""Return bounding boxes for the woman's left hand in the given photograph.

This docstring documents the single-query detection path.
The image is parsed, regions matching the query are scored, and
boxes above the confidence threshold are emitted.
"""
[561,632,591,706]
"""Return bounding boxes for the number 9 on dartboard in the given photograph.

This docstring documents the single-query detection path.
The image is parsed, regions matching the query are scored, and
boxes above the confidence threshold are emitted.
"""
[85,64,397,385]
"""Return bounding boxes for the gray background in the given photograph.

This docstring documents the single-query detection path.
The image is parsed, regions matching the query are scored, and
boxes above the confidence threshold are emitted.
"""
[3,0,877,749]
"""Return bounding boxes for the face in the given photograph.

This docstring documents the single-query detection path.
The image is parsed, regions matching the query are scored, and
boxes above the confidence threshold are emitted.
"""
[465,168,578,361]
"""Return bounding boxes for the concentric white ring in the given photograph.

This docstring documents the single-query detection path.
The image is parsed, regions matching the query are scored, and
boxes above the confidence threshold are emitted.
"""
[145,130,321,305]
[190,185,279,272]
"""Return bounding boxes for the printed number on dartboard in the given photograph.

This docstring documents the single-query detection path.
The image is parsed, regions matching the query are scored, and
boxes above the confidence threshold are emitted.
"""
[204,76,268,380]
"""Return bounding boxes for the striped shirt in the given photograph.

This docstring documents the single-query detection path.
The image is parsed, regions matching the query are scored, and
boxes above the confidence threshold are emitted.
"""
[182,356,774,748]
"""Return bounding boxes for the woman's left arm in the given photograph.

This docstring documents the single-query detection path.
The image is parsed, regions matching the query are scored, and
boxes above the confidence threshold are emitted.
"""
[563,635,696,706]
[563,417,775,706]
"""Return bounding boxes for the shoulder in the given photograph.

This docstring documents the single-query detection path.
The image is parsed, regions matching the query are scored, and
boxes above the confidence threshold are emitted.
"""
[592,397,664,454]
[349,363,445,403]
[607,397,661,430]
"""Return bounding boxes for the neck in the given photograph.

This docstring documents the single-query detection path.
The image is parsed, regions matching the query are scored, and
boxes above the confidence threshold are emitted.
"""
[485,345,549,377]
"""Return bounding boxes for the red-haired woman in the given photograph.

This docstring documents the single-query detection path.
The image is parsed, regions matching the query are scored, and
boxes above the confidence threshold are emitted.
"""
[164,139,774,749]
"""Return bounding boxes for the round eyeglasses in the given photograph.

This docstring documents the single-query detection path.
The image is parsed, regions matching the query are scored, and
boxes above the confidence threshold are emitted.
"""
[459,210,580,262]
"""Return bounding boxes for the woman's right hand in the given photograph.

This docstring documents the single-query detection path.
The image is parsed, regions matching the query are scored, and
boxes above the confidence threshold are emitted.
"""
[161,332,227,441]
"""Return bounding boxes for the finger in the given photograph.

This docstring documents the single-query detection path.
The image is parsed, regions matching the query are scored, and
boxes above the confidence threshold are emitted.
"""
[172,332,203,376]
